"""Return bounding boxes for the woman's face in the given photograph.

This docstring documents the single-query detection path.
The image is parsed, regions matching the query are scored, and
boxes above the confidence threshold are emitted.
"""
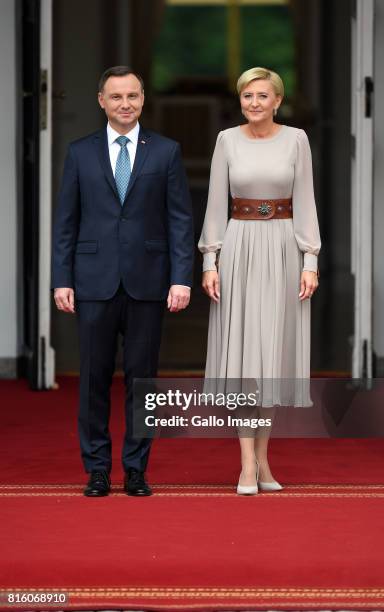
[239,79,281,124]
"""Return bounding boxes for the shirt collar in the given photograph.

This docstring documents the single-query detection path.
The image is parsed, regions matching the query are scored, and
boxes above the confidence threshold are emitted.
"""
[107,122,140,146]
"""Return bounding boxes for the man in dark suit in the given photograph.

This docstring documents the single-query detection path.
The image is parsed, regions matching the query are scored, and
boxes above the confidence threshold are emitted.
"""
[52,66,194,497]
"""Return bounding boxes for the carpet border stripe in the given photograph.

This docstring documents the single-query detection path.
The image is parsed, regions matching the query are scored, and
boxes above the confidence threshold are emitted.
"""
[2,587,384,610]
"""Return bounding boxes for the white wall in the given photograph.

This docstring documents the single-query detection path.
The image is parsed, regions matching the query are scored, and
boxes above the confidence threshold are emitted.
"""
[373,0,384,365]
[0,0,18,376]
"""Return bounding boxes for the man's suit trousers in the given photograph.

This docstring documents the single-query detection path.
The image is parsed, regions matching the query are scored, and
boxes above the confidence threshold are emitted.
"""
[76,284,164,473]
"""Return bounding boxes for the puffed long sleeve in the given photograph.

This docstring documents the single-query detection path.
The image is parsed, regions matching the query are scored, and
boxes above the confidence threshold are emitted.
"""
[198,131,229,271]
[292,129,321,273]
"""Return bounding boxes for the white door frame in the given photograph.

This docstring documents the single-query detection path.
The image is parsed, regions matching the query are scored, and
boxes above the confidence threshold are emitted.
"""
[351,0,374,380]
[38,0,55,388]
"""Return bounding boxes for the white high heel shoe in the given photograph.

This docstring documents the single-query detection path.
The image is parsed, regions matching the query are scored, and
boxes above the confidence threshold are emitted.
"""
[258,480,283,492]
[237,461,259,495]
[256,459,283,491]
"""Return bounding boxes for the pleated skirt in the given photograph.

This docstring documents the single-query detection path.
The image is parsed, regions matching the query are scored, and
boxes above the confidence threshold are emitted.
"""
[204,218,312,407]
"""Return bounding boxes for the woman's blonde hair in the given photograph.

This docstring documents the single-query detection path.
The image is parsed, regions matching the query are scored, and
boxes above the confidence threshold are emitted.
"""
[236,67,284,98]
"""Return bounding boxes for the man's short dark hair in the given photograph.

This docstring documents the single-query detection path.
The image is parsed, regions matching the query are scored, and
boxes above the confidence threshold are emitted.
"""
[98,66,145,93]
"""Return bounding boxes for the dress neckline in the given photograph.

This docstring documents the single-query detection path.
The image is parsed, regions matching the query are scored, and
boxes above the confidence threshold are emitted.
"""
[237,124,286,143]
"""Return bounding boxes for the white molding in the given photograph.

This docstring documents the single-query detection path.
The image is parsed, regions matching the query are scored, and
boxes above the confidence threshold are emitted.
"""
[0,0,17,362]
[39,0,55,388]
[351,0,374,379]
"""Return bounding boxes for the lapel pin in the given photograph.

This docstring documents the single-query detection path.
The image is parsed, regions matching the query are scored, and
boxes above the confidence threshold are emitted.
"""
[141,140,146,144]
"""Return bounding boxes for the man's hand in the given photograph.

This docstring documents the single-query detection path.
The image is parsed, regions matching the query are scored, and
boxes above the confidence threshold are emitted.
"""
[54,287,75,313]
[167,285,191,313]
[299,271,319,301]
[202,270,220,303]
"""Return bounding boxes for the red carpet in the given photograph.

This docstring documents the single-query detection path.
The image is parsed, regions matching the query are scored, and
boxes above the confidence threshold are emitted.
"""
[1,378,384,610]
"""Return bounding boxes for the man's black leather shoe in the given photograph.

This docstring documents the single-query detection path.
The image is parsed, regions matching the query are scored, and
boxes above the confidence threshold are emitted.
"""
[84,470,111,497]
[124,468,152,496]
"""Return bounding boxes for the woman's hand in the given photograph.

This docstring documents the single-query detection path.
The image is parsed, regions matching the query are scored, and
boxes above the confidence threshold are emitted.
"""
[299,270,319,301]
[202,270,220,303]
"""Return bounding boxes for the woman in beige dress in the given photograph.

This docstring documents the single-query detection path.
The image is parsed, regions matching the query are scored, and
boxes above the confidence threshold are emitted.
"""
[198,67,321,495]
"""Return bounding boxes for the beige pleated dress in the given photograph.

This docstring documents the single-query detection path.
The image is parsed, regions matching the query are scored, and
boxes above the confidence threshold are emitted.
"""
[198,125,321,407]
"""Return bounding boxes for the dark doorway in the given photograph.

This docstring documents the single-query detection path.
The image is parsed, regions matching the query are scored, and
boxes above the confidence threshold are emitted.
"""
[21,0,41,388]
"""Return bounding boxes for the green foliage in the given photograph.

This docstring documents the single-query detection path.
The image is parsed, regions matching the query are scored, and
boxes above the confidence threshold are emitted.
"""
[152,5,294,96]
[241,6,294,96]
[152,7,227,90]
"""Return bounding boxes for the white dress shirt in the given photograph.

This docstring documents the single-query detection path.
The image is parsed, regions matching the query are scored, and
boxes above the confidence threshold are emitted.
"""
[107,122,140,176]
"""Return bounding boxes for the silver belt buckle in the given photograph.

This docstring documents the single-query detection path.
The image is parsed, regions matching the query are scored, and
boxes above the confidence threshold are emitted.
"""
[258,201,275,219]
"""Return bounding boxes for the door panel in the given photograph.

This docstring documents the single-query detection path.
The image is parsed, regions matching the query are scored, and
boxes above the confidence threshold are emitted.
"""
[22,0,40,388]
[22,0,55,389]
[350,0,374,380]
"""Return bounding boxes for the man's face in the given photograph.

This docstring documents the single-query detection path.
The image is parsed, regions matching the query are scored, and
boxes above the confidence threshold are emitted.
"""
[98,74,144,133]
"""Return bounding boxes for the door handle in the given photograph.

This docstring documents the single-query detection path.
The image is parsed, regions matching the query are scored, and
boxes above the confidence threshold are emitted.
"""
[364,76,374,118]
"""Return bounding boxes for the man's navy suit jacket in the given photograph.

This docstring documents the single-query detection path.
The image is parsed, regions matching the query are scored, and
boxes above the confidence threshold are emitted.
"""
[51,125,194,301]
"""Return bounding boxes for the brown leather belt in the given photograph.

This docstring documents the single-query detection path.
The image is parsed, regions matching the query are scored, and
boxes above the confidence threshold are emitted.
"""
[231,197,293,220]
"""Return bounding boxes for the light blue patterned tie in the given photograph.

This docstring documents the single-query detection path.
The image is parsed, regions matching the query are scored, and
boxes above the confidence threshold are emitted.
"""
[115,135,131,205]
